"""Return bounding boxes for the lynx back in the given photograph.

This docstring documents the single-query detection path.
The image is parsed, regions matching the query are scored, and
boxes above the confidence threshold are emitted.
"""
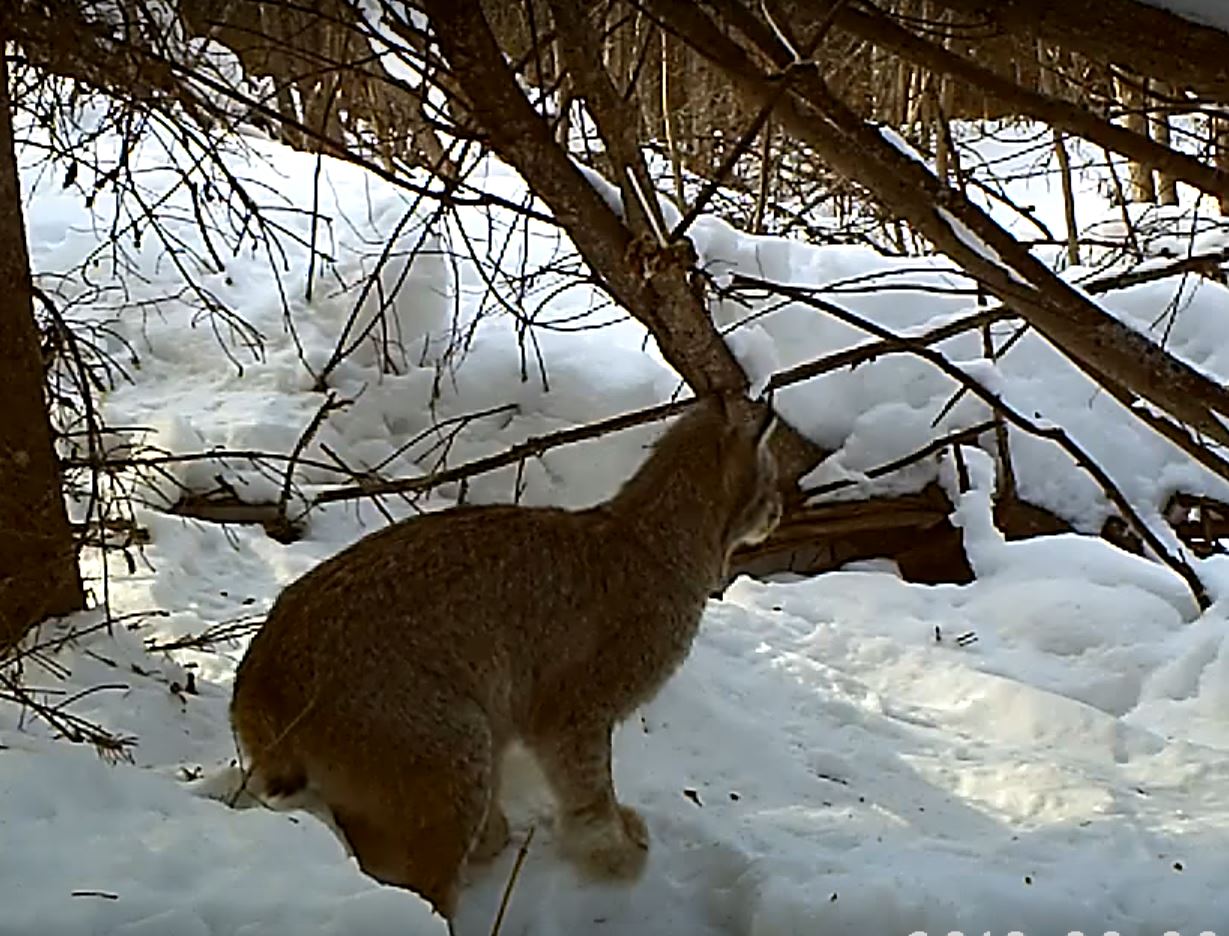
[230,393,782,917]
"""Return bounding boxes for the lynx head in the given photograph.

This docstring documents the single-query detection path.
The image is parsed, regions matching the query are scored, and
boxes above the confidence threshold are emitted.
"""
[712,394,783,550]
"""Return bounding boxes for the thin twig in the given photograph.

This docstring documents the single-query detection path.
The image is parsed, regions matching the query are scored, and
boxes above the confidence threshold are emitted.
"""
[802,420,997,498]
[731,274,1210,609]
[490,826,536,936]
[277,392,349,525]
[767,308,1012,393]
[316,398,694,504]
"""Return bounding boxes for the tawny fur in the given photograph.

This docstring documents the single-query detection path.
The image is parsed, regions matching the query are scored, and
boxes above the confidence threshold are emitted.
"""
[230,394,783,917]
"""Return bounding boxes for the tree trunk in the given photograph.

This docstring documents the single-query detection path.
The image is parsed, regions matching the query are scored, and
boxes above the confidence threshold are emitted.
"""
[1115,72,1156,203]
[0,51,85,654]
[1215,116,1229,217]
[1151,83,1179,206]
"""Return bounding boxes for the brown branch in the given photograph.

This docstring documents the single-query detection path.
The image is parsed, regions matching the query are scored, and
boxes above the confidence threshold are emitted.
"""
[928,248,1229,481]
[144,614,265,654]
[317,306,1009,507]
[801,420,998,498]
[64,448,359,477]
[276,391,348,528]
[489,826,535,936]
[544,0,665,240]
[166,493,288,534]
[1080,247,1229,293]
[10,2,556,225]
[823,3,1229,203]
[419,0,825,481]
[766,307,1012,393]
[0,669,135,761]
[312,304,1003,507]
[727,482,974,586]
[419,0,745,395]
[315,397,694,505]
[668,0,850,243]
[313,303,1011,510]
[4,1,206,123]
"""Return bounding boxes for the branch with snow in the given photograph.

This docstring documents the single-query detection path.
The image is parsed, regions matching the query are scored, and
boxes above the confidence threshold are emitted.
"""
[729,273,1211,610]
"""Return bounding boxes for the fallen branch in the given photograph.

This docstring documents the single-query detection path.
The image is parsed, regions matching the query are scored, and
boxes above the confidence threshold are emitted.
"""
[1080,247,1229,293]
[728,483,974,585]
[315,397,694,504]
[801,420,998,499]
[0,669,135,762]
[166,493,295,542]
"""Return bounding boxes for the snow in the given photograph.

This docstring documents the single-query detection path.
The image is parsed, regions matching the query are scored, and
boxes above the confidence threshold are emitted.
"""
[9,556,1229,934]
[7,111,1229,935]
[0,741,443,936]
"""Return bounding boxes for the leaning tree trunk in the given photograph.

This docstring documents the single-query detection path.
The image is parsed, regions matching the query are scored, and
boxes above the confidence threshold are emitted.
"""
[0,51,84,654]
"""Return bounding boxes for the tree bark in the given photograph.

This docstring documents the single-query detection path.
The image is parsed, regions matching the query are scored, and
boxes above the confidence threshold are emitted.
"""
[0,49,85,654]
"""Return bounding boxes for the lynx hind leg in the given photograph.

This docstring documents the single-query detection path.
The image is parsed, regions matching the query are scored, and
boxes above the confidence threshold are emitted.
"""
[332,797,472,918]
[532,724,649,880]
[315,705,498,919]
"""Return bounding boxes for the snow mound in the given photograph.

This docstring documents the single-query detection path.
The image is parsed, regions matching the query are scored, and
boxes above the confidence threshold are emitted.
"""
[0,742,443,936]
[7,566,1229,934]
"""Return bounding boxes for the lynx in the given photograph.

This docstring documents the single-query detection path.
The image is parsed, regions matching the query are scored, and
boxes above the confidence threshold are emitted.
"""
[229,393,783,918]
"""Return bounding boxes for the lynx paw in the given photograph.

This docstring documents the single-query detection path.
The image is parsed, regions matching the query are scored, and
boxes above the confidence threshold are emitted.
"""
[561,804,649,880]
[470,806,510,863]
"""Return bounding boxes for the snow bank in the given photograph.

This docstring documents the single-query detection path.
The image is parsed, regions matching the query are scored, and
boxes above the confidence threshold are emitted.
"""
[0,742,443,936]
[7,561,1229,934]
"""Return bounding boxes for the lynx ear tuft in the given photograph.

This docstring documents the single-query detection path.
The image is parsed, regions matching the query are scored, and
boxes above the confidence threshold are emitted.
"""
[753,407,778,451]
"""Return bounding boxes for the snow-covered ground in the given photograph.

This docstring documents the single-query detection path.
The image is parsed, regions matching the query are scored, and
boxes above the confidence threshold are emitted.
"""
[7,114,1229,935]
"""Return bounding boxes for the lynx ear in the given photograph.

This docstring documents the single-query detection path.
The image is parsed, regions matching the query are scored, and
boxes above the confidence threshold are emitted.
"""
[712,391,737,421]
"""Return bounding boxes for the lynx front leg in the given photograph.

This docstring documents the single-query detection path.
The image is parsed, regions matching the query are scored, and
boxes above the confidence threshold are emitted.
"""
[531,723,648,880]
